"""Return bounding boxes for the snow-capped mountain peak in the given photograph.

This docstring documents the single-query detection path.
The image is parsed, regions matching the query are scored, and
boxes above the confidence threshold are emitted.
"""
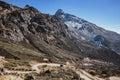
[55,9,120,54]
[55,9,96,40]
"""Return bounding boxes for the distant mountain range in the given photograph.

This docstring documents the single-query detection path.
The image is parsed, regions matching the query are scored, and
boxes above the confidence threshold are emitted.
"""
[0,1,120,66]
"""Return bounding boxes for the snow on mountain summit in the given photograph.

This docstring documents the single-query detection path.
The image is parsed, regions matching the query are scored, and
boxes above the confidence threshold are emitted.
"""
[55,9,120,54]
[55,9,97,40]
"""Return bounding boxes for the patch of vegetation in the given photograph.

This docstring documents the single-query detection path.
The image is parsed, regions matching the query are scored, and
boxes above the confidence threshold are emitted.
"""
[4,62,17,69]
[88,48,120,65]
[25,75,35,80]
[85,64,120,78]
[4,59,31,69]
[0,41,44,61]
[36,69,79,80]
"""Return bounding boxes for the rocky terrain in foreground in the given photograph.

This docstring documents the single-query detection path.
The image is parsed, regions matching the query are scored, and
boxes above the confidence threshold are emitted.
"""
[0,1,120,80]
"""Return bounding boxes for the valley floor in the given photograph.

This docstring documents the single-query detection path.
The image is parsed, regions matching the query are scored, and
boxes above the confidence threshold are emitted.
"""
[0,57,120,80]
[1,62,120,80]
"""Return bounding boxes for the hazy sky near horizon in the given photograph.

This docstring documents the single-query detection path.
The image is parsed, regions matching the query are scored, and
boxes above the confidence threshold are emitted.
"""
[4,0,120,34]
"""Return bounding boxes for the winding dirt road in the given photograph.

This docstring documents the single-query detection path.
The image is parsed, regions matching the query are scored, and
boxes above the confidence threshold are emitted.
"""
[32,63,61,73]
[31,62,104,80]
[3,62,120,80]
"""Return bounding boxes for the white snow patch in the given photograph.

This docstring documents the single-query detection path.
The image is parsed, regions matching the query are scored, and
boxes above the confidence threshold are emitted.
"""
[65,21,82,28]
[61,15,65,18]
[81,36,86,40]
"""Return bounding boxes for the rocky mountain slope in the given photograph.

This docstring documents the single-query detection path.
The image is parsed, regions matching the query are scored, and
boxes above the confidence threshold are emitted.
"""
[0,1,84,62]
[0,1,120,66]
[55,9,120,55]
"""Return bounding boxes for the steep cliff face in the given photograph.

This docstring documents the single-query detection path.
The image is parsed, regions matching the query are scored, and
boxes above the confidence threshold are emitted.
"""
[0,1,120,65]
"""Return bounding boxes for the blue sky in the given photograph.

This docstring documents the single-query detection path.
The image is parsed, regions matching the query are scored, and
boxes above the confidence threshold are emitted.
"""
[4,0,120,34]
